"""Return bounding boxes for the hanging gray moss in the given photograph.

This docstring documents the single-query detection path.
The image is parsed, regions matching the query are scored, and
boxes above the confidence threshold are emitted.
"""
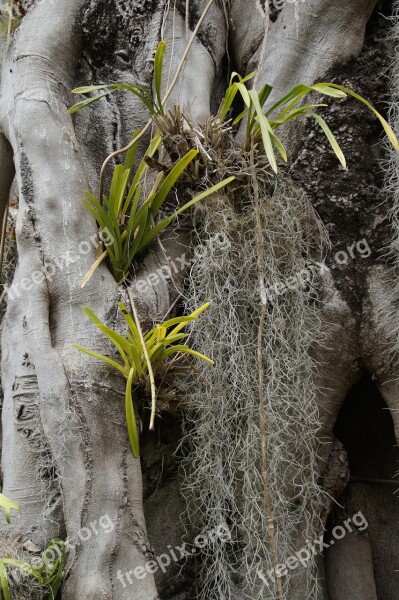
[179,176,329,599]
[387,2,399,267]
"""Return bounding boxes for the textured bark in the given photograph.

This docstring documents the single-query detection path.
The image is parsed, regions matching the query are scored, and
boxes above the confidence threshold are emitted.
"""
[0,1,191,598]
[326,532,378,599]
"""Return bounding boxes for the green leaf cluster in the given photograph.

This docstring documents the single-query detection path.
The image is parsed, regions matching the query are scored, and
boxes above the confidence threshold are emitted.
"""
[73,303,213,457]
[82,132,234,285]
[219,72,399,173]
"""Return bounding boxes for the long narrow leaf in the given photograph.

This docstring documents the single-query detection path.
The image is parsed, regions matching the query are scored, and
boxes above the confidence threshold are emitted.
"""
[68,91,112,114]
[97,324,131,368]
[118,303,142,349]
[163,333,188,345]
[72,344,126,375]
[258,83,273,108]
[265,83,346,119]
[236,82,251,107]
[311,113,346,169]
[318,82,399,150]
[0,562,10,600]
[249,89,278,173]
[83,192,111,230]
[128,132,162,196]
[1,559,44,584]
[125,185,142,235]
[162,344,214,364]
[125,207,149,266]
[138,176,235,252]
[70,83,154,113]
[175,176,235,216]
[151,149,198,214]
[160,315,196,329]
[170,302,210,335]
[80,249,108,288]
[0,494,20,524]
[219,84,240,122]
[72,84,116,94]
[271,104,327,127]
[124,130,141,173]
[81,305,102,326]
[125,368,140,457]
[154,40,166,114]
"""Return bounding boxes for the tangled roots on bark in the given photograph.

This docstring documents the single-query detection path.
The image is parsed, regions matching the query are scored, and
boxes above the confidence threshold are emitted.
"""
[179,177,328,599]
[0,537,50,600]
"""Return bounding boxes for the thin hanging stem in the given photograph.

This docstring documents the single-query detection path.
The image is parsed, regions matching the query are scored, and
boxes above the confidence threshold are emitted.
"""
[0,201,9,281]
[253,4,270,91]
[250,4,284,597]
[250,141,284,600]
[126,288,157,431]
[6,3,12,40]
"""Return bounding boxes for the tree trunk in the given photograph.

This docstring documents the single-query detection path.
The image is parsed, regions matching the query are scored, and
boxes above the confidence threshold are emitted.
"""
[0,0,398,599]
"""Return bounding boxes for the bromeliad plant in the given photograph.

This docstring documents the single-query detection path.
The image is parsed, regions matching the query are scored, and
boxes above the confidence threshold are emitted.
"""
[71,40,399,290]
[219,71,399,172]
[72,39,235,287]
[81,130,234,286]
[73,302,213,458]
[70,40,399,179]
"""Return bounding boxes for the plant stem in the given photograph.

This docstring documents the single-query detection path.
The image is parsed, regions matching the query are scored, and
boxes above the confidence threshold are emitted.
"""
[252,4,270,92]
[250,8,284,596]
[250,140,284,600]
[0,200,9,281]
[6,3,12,40]
[126,288,158,431]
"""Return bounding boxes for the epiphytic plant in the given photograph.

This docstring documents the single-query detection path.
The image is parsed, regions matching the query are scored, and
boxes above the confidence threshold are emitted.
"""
[80,131,234,286]
[73,302,213,457]
[219,71,399,172]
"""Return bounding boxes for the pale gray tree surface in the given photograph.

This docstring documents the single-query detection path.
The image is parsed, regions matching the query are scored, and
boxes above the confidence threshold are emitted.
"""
[0,0,398,599]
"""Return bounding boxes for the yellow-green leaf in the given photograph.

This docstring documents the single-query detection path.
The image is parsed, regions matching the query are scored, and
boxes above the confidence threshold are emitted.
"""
[125,368,140,458]
[0,494,20,525]
[311,112,346,169]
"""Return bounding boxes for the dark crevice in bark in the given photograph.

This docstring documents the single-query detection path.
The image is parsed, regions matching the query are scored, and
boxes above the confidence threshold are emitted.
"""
[326,374,399,599]
[141,413,198,599]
